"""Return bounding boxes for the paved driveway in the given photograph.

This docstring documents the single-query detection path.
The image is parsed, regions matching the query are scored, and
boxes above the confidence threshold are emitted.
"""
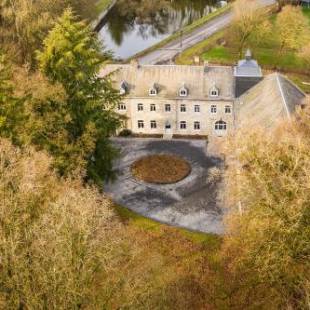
[105,138,225,234]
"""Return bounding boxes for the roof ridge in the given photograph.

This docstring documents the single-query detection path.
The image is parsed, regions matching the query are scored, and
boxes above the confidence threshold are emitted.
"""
[114,64,233,69]
[275,73,291,119]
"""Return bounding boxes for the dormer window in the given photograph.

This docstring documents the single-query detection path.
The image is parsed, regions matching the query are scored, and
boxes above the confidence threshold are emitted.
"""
[179,84,188,97]
[209,83,219,97]
[149,84,158,96]
[120,81,128,95]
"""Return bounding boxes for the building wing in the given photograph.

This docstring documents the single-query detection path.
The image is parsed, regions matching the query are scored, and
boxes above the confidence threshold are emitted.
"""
[236,73,306,129]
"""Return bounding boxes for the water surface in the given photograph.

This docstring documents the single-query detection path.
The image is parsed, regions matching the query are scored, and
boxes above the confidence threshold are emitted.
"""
[98,0,219,59]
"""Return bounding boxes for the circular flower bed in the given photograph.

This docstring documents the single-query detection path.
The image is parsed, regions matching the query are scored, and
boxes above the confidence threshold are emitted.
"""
[131,154,191,184]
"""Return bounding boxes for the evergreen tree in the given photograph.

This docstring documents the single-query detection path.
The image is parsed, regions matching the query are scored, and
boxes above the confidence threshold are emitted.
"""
[36,9,121,184]
[0,52,26,144]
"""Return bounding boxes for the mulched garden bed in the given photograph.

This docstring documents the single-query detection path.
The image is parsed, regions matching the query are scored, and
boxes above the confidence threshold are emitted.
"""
[131,154,191,184]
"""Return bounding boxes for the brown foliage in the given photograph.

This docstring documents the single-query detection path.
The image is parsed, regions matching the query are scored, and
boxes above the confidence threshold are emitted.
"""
[0,139,116,308]
[223,106,310,309]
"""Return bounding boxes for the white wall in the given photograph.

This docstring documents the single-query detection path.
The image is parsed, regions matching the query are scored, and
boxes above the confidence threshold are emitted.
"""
[116,98,234,136]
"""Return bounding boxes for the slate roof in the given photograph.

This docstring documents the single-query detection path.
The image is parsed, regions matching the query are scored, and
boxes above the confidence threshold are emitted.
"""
[236,73,306,129]
[234,49,263,78]
[234,58,263,77]
[100,64,235,100]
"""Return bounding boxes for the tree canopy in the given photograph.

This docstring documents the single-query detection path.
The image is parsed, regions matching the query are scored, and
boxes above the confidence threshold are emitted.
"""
[225,106,310,309]
[276,5,310,54]
[34,9,121,183]
[229,0,272,57]
[0,0,99,65]
[0,52,26,144]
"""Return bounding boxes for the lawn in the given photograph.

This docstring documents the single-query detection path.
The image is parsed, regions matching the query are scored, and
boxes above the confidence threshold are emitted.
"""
[176,8,310,93]
[303,7,310,22]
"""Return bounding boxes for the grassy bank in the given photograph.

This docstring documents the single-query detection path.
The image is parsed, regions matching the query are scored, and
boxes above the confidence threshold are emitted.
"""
[96,0,114,14]
[113,204,221,246]
[130,4,232,61]
[176,8,310,93]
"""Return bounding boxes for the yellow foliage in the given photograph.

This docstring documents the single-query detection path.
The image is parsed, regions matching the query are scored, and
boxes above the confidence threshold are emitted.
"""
[224,106,310,309]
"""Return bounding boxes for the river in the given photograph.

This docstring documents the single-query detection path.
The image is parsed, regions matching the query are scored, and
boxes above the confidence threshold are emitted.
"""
[98,0,220,60]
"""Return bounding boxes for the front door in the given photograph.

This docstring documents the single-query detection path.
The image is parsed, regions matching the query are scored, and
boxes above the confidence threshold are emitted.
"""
[165,122,172,131]
[164,121,173,137]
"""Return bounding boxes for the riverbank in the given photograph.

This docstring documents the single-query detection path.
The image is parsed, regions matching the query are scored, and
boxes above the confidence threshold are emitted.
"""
[130,4,232,63]
[93,0,116,30]
[96,0,114,14]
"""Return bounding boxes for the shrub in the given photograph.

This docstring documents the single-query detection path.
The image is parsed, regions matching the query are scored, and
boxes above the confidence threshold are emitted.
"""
[119,128,132,137]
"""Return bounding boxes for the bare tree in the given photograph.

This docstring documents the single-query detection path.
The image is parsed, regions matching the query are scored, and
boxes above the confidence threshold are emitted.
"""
[224,107,310,309]
[0,139,117,309]
[230,0,272,57]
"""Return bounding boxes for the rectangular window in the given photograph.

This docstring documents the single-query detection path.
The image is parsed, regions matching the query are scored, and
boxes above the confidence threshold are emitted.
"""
[225,105,232,114]
[211,105,217,114]
[180,104,186,112]
[118,103,126,110]
[150,104,156,111]
[137,103,143,111]
[165,104,171,112]
[150,120,157,129]
[180,121,186,129]
[194,105,200,113]
[194,121,200,130]
[138,120,144,129]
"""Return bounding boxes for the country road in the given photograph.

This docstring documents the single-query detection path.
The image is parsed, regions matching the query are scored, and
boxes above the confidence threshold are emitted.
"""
[138,0,276,65]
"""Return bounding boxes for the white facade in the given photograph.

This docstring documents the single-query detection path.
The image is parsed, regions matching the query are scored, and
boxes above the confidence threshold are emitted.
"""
[101,57,306,137]
[101,62,237,138]
[117,98,233,137]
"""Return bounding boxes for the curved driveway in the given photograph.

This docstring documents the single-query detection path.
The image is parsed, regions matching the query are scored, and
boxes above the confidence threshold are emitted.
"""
[105,138,225,234]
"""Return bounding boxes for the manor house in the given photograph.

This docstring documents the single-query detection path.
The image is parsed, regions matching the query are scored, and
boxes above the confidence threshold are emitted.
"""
[100,51,306,137]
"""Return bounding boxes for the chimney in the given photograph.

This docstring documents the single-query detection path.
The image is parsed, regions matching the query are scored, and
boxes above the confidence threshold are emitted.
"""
[194,55,200,65]
[245,49,252,61]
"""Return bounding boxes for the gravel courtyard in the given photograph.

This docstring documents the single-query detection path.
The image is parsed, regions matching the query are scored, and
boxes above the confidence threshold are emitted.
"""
[105,138,225,234]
